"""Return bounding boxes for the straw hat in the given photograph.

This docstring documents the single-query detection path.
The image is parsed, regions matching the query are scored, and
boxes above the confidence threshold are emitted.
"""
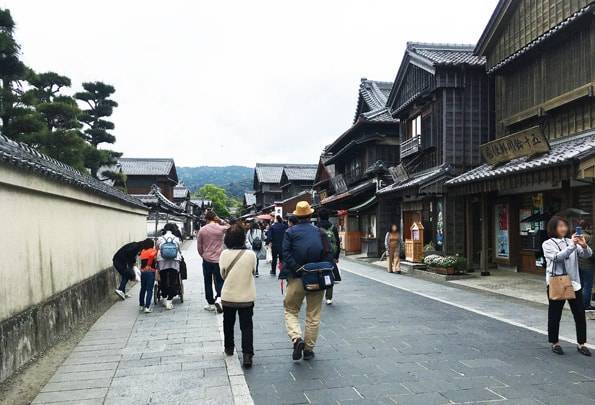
[293,201,314,217]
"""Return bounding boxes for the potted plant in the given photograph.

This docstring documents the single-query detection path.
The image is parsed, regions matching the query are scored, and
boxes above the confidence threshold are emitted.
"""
[423,254,467,275]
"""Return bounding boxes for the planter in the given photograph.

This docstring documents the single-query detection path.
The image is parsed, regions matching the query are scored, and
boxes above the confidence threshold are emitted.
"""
[432,266,455,275]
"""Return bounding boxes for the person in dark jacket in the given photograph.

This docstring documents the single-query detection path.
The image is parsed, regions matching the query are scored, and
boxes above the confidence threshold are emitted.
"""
[281,201,333,361]
[318,208,340,305]
[267,215,288,276]
[113,238,154,300]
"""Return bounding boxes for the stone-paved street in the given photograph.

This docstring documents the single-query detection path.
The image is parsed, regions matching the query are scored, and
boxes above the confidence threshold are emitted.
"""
[243,260,595,405]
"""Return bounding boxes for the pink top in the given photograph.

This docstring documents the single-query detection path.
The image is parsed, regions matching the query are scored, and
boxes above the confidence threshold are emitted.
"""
[197,222,229,263]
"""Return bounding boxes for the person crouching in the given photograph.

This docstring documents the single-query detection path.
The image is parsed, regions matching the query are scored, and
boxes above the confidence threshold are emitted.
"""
[220,224,257,368]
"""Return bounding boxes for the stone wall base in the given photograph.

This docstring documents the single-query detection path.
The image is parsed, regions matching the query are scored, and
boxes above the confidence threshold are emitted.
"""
[0,267,118,383]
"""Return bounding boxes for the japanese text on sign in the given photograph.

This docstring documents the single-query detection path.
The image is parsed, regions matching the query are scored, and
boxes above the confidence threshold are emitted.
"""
[480,126,550,165]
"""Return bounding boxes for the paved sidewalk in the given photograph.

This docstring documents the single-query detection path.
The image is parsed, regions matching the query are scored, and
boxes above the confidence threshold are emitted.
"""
[33,242,252,405]
[341,258,595,349]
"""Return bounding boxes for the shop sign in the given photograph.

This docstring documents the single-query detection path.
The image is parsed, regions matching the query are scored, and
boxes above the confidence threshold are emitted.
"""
[495,203,510,259]
[389,164,409,183]
[331,174,348,194]
[480,126,550,166]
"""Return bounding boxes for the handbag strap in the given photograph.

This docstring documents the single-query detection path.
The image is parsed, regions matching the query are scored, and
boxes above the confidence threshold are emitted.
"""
[226,249,246,275]
[548,238,568,276]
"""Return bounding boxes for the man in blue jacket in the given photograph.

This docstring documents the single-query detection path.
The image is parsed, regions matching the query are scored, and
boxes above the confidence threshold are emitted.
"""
[267,215,288,276]
[281,201,333,361]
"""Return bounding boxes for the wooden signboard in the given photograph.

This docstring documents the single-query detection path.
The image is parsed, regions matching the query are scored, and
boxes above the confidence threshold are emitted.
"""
[480,126,550,166]
[330,174,348,194]
[389,164,409,183]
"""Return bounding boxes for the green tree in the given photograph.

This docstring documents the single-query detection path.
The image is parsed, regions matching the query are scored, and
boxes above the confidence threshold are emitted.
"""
[195,184,232,218]
[75,81,121,178]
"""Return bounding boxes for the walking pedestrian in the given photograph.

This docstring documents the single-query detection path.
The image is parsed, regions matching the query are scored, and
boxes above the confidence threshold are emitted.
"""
[197,210,229,313]
[220,224,257,368]
[157,223,182,310]
[318,208,340,305]
[577,220,594,310]
[112,238,154,300]
[246,222,264,277]
[267,215,288,276]
[385,224,401,274]
[139,242,157,313]
[542,216,592,356]
[281,201,334,361]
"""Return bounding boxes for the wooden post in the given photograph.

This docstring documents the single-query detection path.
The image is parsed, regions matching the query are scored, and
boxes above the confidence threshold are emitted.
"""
[480,193,490,276]
[465,197,473,272]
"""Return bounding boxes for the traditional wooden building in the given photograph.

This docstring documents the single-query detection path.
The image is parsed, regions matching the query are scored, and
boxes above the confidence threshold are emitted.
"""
[118,158,179,201]
[252,163,316,212]
[377,43,490,257]
[447,0,595,275]
[280,165,317,200]
[320,78,399,256]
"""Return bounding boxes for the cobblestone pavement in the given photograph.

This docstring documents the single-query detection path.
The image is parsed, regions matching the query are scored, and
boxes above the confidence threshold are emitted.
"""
[242,259,595,405]
[33,242,252,405]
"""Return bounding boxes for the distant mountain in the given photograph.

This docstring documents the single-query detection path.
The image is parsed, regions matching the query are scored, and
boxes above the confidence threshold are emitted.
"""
[177,166,253,198]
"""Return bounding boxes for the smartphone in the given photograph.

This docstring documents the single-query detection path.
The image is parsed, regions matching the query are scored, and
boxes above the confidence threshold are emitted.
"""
[576,226,583,236]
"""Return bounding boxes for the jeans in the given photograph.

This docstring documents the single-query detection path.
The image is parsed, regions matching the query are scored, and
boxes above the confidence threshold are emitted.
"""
[284,277,324,351]
[547,287,586,345]
[113,260,130,293]
[223,305,254,354]
[203,260,224,305]
[159,269,178,300]
[271,245,282,274]
[139,271,155,308]
[579,269,593,308]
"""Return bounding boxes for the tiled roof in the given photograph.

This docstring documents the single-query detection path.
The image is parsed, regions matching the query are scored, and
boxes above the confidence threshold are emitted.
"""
[486,4,593,74]
[283,166,317,181]
[255,163,316,184]
[321,179,376,205]
[447,133,595,186]
[276,190,312,204]
[173,183,190,199]
[378,165,451,194]
[0,134,146,209]
[356,79,397,123]
[130,185,183,214]
[119,158,175,176]
[244,192,256,206]
[407,42,485,67]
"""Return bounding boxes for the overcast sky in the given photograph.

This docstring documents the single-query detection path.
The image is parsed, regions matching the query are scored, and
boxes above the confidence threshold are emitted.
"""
[5,0,498,167]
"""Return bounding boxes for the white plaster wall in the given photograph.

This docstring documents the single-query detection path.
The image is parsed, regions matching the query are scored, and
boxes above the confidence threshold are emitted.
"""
[0,165,147,322]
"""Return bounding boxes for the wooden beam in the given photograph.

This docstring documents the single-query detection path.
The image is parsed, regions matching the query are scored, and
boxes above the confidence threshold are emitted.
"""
[480,193,490,276]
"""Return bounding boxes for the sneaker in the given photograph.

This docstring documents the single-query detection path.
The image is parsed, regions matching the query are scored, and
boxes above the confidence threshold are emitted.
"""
[144,307,152,314]
[326,299,333,305]
[255,273,259,278]
[214,298,223,314]
[552,345,564,355]
[303,350,315,361]
[204,304,216,312]
[139,305,145,311]
[124,293,132,298]
[114,290,126,300]
[243,353,253,368]
[577,346,592,357]
[165,300,174,310]
[292,337,304,360]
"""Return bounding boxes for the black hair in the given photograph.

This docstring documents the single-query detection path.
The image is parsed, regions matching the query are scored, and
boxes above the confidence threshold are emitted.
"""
[318,208,330,221]
[287,214,298,226]
[162,223,182,239]
[546,215,569,238]
[140,238,154,250]
[251,222,260,230]
[205,211,217,221]
[225,224,247,249]
[276,215,282,223]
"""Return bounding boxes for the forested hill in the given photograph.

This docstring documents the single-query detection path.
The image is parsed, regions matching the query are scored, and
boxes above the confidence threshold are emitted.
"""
[177,166,253,198]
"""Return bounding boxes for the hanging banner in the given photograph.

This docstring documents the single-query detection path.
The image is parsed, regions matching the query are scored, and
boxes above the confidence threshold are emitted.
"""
[495,203,509,259]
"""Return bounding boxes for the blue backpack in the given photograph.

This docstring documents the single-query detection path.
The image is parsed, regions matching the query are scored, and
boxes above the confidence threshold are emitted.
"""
[160,237,178,260]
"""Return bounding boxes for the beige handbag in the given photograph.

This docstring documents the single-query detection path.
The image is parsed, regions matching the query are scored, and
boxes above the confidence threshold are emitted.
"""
[547,239,576,301]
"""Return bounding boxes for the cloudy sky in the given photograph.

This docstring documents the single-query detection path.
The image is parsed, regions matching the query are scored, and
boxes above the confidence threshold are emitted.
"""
[5,0,498,167]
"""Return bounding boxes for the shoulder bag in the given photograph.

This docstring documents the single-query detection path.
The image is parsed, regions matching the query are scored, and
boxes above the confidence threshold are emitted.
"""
[547,239,576,301]
[224,250,246,277]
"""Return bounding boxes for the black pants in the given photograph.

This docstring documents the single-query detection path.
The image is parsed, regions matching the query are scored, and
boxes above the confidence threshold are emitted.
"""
[547,287,587,345]
[223,305,254,354]
[271,245,282,274]
[113,260,131,292]
[203,260,224,304]
[159,269,178,300]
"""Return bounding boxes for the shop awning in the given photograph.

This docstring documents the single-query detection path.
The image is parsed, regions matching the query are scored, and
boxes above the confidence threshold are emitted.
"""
[320,179,376,206]
[377,164,451,195]
[348,196,377,213]
[446,132,595,193]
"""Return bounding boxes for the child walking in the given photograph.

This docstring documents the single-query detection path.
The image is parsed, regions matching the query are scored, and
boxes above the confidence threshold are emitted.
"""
[139,241,158,313]
[220,224,257,368]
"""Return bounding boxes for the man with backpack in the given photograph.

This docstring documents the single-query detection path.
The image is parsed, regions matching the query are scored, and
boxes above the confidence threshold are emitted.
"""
[280,201,334,361]
[318,208,340,305]
[267,215,288,276]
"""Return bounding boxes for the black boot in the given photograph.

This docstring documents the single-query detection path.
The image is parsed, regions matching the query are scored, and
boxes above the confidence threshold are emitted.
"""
[243,353,253,368]
[292,337,304,360]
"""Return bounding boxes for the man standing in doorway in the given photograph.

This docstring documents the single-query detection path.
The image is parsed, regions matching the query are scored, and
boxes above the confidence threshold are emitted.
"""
[267,215,288,276]
[197,211,229,313]
[281,201,333,361]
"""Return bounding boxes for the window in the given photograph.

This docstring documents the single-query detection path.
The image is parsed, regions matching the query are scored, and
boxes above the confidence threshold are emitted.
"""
[410,115,421,137]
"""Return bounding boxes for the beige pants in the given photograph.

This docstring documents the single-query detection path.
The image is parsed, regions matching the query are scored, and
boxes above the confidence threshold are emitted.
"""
[388,248,400,273]
[283,277,324,350]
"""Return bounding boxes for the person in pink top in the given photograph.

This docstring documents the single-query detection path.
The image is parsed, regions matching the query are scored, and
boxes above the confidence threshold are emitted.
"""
[197,210,230,313]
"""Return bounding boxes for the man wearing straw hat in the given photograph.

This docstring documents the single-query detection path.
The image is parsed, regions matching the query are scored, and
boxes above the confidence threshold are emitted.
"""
[280,201,333,361]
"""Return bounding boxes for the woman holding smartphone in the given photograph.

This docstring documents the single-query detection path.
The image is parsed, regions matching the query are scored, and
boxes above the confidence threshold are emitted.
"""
[542,216,592,356]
